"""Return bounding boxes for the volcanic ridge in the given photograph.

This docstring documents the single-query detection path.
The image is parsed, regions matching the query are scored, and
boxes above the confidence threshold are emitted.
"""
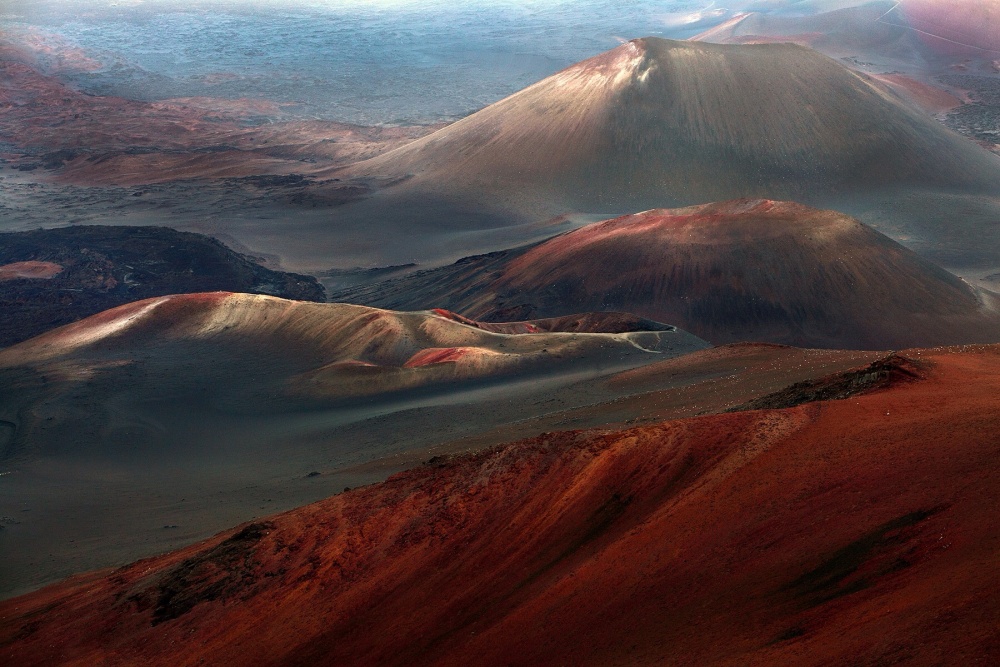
[0,226,325,348]
[0,292,704,410]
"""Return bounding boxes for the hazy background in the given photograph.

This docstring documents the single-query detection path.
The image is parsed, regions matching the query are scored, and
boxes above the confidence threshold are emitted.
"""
[0,0,866,124]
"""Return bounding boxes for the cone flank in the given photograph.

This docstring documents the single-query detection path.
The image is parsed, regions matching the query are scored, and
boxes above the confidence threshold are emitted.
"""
[343,36,1000,217]
[330,201,1000,350]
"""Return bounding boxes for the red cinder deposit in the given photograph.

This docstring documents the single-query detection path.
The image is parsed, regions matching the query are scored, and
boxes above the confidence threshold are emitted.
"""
[338,200,1000,350]
[3,344,1000,665]
[0,59,437,186]
[0,261,62,281]
[403,346,477,367]
[495,199,1000,348]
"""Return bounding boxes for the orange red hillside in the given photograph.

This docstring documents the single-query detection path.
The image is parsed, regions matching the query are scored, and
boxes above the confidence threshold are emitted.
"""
[3,343,1000,665]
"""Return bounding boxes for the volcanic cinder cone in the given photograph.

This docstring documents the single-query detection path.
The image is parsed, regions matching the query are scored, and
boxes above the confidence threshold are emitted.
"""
[338,36,999,213]
[331,200,1000,349]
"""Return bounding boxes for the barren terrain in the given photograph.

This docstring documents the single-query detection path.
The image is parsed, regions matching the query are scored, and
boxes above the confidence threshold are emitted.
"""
[2,5,1000,662]
[4,35,1000,275]
[4,343,1000,665]
[0,226,323,347]
[0,293,707,597]
[332,200,1000,349]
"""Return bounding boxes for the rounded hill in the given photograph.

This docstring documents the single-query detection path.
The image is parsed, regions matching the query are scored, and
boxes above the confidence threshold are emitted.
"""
[333,200,1000,349]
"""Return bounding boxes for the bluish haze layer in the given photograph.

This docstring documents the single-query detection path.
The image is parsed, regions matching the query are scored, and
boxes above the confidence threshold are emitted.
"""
[0,0,813,124]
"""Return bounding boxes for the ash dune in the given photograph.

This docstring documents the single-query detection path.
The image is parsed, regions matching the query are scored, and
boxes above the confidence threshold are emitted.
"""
[6,344,1000,665]
[319,36,1000,268]
[0,292,706,597]
[0,293,702,405]
[0,226,324,348]
[332,200,1000,349]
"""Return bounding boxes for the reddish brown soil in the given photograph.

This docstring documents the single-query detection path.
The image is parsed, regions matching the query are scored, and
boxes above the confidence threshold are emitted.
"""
[403,346,475,367]
[871,73,963,113]
[693,17,824,48]
[0,62,239,153]
[0,60,436,186]
[695,1,998,63]
[0,261,62,281]
[335,200,1000,349]
[3,344,1000,665]
[374,344,889,465]
[0,28,104,76]
[691,4,893,52]
[901,0,1000,56]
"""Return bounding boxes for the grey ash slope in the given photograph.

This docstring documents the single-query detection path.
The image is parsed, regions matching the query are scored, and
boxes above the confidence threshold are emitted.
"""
[316,37,1000,269]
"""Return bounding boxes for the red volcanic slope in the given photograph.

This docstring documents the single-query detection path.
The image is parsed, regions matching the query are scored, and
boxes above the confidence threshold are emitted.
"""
[694,1,999,65]
[900,0,1000,56]
[869,72,962,114]
[4,345,1000,665]
[0,62,242,152]
[334,199,1000,349]
[0,27,105,75]
[692,2,909,53]
[493,200,1000,348]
